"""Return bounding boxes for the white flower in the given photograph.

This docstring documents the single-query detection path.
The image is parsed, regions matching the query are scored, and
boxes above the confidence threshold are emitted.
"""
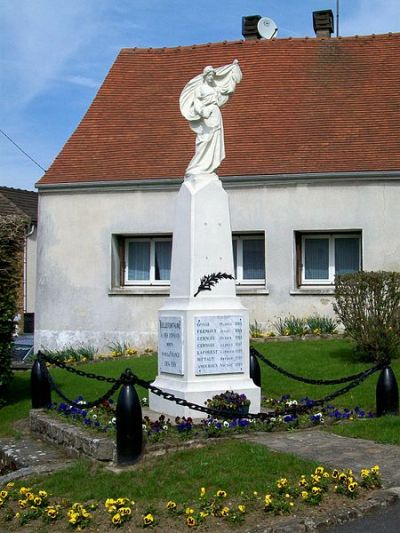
[162,425,169,431]
[91,414,97,420]
[111,417,116,425]
[223,421,230,428]
[142,424,147,430]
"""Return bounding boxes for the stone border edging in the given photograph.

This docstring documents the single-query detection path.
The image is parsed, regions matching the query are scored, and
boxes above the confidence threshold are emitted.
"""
[30,410,116,462]
[29,410,223,463]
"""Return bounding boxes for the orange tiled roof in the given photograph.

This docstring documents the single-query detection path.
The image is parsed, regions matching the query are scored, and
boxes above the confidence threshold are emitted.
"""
[38,33,400,186]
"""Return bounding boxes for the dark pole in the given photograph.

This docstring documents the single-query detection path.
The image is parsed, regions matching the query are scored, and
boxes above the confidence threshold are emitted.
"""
[336,0,340,37]
[116,369,143,464]
[249,348,261,387]
[376,366,399,416]
[31,354,51,408]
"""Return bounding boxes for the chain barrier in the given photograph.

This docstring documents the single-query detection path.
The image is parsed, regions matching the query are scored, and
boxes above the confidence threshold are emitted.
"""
[250,346,384,385]
[37,349,383,420]
[38,352,123,409]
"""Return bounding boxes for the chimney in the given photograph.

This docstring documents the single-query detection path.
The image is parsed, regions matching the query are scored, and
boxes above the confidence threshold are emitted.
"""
[242,15,262,40]
[313,10,334,38]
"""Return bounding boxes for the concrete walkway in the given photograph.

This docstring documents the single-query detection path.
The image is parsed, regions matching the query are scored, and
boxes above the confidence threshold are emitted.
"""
[247,429,400,487]
[0,434,73,486]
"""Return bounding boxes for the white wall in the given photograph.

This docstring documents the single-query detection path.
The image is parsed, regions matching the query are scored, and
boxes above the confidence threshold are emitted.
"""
[35,179,400,352]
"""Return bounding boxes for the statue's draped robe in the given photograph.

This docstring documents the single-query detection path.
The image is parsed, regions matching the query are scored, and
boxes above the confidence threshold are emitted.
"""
[180,62,242,176]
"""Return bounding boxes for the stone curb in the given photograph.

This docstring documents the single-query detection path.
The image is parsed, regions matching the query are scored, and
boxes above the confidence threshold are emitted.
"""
[246,489,399,532]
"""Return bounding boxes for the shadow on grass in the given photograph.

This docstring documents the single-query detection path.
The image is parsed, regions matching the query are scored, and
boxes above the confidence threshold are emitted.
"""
[2,371,31,408]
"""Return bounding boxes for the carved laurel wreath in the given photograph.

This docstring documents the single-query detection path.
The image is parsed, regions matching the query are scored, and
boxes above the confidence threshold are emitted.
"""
[194,272,234,297]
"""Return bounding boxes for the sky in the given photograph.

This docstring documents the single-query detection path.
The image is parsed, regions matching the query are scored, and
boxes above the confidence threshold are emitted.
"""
[1,0,400,191]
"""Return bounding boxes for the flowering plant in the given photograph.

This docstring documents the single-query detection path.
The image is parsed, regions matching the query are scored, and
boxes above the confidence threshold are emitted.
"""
[205,391,250,413]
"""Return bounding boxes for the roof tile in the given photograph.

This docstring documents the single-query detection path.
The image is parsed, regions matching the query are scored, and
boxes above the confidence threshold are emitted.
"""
[38,34,400,185]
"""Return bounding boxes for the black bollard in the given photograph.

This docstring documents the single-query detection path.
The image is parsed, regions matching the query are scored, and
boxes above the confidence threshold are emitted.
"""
[116,369,143,465]
[249,349,261,387]
[31,356,51,408]
[376,366,399,416]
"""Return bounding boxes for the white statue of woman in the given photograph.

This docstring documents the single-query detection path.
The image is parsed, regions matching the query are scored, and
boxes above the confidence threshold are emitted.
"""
[179,60,242,177]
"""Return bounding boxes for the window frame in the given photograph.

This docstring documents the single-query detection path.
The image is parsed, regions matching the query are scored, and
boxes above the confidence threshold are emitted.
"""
[123,236,172,286]
[299,232,361,286]
[232,233,266,285]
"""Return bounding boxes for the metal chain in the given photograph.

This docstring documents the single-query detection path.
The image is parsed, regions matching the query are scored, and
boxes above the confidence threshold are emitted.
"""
[38,352,119,384]
[250,346,383,385]
[37,350,381,419]
[46,369,123,409]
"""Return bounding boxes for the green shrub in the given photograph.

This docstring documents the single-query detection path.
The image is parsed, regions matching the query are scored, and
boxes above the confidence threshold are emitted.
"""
[0,215,27,402]
[333,271,400,363]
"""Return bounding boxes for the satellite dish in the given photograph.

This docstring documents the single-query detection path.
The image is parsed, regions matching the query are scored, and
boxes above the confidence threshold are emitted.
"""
[257,17,278,39]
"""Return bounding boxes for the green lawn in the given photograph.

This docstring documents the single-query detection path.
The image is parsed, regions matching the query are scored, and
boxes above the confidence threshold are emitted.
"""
[325,415,400,445]
[25,440,319,502]
[2,339,399,444]
[254,339,400,412]
[0,356,157,437]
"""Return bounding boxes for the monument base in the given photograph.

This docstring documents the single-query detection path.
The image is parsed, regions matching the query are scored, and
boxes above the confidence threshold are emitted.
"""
[149,377,260,419]
[149,297,261,419]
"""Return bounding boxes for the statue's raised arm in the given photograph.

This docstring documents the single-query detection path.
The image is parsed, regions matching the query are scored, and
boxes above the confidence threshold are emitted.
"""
[179,60,242,178]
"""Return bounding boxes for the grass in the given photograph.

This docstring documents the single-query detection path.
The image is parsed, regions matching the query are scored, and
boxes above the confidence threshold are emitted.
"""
[2,339,400,444]
[0,342,395,530]
[24,440,319,502]
[255,339,400,412]
[325,415,400,445]
[0,356,157,437]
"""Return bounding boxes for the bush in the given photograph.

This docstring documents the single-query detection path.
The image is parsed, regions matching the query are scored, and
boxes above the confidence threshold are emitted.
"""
[0,215,27,402]
[333,271,400,363]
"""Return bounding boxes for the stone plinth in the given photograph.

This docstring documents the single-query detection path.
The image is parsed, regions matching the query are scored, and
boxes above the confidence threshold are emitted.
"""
[150,175,260,417]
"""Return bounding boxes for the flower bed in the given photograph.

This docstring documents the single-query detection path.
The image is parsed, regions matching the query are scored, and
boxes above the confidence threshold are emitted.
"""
[38,393,376,456]
[0,465,384,531]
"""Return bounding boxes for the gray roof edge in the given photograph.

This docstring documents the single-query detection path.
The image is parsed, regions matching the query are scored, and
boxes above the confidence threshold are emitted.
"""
[36,170,400,193]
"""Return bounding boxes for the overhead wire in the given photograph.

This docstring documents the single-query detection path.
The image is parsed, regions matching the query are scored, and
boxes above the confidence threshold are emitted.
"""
[0,127,47,172]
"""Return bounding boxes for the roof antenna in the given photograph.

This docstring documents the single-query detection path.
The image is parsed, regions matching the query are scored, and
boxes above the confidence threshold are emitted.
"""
[336,0,340,37]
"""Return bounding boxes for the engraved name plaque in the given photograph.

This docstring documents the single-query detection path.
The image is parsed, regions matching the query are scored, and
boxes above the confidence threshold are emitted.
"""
[195,315,244,375]
[159,316,183,375]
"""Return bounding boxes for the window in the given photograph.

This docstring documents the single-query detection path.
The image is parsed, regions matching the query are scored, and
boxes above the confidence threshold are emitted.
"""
[233,234,265,284]
[112,233,266,290]
[297,232,361,285]
[124,237,172,285]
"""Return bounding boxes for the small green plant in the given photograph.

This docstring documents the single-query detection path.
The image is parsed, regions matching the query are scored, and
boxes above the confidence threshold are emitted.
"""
[42,344,97,363]
[333,271,400,362]
[107,340,138,357]
[273,315,337,336]
[306,315,338,335]
[274,316,306,336]
[250,320,264,338]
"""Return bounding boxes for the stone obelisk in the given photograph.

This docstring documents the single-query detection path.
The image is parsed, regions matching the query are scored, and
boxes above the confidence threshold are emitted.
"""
[149,60,261,417]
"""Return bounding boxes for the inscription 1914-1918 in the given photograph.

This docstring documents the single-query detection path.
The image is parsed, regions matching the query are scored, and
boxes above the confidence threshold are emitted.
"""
[159,316,183,375]
[195,315,244,375]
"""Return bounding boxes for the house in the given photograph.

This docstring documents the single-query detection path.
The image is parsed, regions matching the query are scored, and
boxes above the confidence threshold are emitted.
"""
[0,187,38,333]
[35,20,400,352]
